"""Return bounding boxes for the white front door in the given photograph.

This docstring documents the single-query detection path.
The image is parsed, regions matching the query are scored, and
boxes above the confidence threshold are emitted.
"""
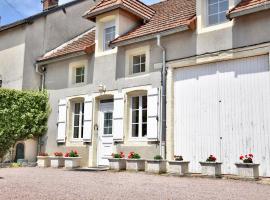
[97,102,114,166]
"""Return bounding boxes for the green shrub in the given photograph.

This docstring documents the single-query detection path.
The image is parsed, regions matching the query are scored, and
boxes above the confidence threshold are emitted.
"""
[154,155,163,160]
[0,89,50,160]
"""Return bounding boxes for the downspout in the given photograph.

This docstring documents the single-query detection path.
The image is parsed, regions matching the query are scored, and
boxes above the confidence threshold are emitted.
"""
[35,63,46,156]
[156,35,167,159]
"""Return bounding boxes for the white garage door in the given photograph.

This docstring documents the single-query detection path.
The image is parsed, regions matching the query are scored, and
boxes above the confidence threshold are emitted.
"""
[174,55,270,176]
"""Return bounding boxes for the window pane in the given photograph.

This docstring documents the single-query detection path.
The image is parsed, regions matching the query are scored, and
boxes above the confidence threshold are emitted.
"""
[209,0,218,5]
[133,64,140,73]
[132,97,139,109]
[73,127,79,138]
[142,96,147,109]
[209,3,218,15]
[132,110,139,123]
[142,124,147,137]
[132,124,139,137]
[133,56,140,64]
[142,110,147,123]
[219,1,228,12]
[141,54,146,63]
[75,103,80,114]
[81,126,84,138]
[141,64,145,72]
[209,14,219,25]
[219,11,227,23]
[74,115,80,126]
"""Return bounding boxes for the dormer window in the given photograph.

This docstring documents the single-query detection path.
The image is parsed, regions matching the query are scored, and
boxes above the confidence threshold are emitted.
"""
[207,0,228,26]
[103,22,115,51]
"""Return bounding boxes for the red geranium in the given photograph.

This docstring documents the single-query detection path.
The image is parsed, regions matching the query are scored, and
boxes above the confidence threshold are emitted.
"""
[240,153,253,163]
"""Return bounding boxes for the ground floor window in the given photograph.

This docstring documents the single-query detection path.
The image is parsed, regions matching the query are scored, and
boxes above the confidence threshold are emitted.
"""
[131,95,147,138]
[72,102,84,139]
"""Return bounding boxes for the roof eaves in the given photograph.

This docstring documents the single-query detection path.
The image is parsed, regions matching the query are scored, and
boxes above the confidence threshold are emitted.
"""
[228,1,270,19]
[111,24,190,47]
[0,0,87,32]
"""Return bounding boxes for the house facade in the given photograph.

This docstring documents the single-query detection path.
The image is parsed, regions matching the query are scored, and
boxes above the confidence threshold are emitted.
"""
[36,0,270,176]
[0,0,95,162]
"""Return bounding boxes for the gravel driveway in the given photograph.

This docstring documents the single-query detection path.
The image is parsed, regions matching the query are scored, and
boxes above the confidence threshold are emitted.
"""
[0,167,270,200]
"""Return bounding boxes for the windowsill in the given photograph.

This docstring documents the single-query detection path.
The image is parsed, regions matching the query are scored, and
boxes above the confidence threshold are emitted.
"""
[128,137,149,142]
[70,82,87,88]
[198,20,233,34]
[95,48,117,57]
[69,139,83,143]
[102,134,113,137]
[125,72,150,79]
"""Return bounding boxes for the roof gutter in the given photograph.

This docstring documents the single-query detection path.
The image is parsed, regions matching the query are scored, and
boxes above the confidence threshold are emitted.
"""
[228,1,270,19]
[110,25,189,47]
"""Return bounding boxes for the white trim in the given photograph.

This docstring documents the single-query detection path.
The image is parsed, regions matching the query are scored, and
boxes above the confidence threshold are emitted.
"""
[71,101,84,140]
[68,60,88,87]
[125,46,150,77]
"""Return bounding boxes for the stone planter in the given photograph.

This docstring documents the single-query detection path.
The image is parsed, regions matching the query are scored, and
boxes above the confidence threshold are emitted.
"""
[37,156,50,167]
[235,163,260,179]
[199,162,222,177]
[50,156,65,168]
[64,157,81,169]
[168,161,190,175]
[108,158,126,171]
[126,159,145,171]
[146,160,167,174]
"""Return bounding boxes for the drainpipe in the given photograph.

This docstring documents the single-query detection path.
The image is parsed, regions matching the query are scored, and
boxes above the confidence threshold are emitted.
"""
[35,64,46,91]
[156,35,167,159]
[35,63,46,156]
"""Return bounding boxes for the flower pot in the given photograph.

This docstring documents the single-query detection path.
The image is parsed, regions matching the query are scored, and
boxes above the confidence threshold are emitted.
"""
[37,156,50,167]
[126,159,145,171]
[168,161,189,175]
[199,162,222,177]
[64,157,81,169]
[50,157,65,168]
[235,163,260,179]
[108,158,126,171]
[146,160,167,174]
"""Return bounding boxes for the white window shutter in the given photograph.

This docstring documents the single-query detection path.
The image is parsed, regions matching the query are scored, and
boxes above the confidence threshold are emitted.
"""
[57,99,67,143]
[83,96,93,142]
[147,88,159,141]
[113,93,124,141]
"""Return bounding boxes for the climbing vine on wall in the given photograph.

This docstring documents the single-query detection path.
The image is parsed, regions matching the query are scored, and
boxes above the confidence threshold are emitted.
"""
[0,89,50,160]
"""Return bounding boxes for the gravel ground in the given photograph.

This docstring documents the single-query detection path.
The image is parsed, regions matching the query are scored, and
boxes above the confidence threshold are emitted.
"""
[0,168,270,200]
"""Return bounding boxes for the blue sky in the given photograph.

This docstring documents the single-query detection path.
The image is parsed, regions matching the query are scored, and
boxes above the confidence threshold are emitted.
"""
[0,0,160,26]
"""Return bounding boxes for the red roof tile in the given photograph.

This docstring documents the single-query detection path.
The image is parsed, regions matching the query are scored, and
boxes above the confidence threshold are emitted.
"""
[229,0,270,15]
[38,28,95,62]
[111,0,196,45]
[84,0,155,21]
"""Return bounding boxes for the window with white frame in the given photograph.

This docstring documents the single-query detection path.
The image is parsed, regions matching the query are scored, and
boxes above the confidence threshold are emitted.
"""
[207,0,229,26]
[133,54,146,74]
[103,25,115,51]
[72,102,84,139]
[131,95,147,138]
[103,112,113,135]
[75,66,85,84]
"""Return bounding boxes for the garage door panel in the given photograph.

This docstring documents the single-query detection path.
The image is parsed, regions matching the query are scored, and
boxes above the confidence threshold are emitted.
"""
[174,55,270,176]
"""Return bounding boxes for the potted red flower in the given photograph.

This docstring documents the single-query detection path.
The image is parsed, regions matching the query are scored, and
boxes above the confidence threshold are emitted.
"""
[108,152,126,171]
[37,152,50,167]
[126,152,145,171]
[50,152,64,168]
[64,150,81,169]
[168,155,190,176]
[235,153,260,179]
[199,155,222,177]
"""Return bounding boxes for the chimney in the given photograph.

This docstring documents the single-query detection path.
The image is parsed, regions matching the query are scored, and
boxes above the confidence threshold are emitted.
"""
[42,0,59,11]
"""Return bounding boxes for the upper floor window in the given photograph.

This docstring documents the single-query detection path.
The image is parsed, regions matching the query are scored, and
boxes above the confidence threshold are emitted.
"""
[133,54,146,74]
[75,67,85,84]
[131,95,147,138]
[104,25,115,51]
[208,0,228,26]
[73,102,84,139]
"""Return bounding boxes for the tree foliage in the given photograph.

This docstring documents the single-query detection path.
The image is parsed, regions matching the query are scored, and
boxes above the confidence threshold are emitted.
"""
[0,89,50,160]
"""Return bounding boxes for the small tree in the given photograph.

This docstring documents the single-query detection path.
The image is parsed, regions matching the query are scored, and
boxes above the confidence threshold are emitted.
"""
[0,89,50,161]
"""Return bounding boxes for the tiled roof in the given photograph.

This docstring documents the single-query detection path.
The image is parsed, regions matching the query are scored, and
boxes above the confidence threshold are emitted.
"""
[84,0,155,21]
[228,0,270,16]
[38,28,95,62]
[111,0,196,45]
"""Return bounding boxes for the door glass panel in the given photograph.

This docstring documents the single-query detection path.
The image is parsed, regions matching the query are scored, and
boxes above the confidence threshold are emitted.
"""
[103,112,113,135]
[132,124,139,137]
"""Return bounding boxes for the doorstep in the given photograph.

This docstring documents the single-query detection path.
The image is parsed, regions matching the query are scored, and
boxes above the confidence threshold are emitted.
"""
[73,166,109,172]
